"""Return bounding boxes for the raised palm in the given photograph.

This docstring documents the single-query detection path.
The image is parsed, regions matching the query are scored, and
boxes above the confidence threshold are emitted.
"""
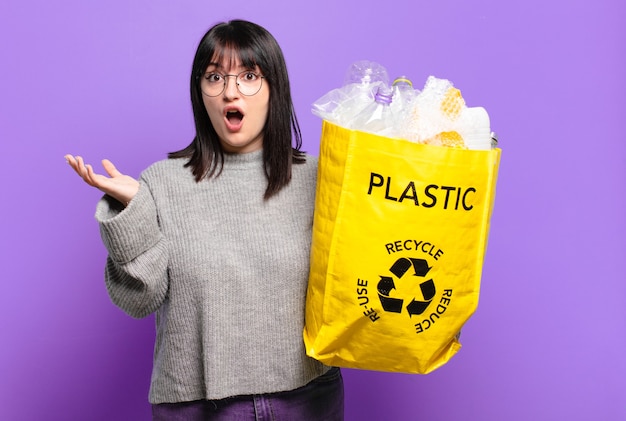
[65,155,140,206]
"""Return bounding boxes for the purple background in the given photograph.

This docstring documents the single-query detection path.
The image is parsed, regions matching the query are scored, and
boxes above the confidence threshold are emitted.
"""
[1,0,624,420]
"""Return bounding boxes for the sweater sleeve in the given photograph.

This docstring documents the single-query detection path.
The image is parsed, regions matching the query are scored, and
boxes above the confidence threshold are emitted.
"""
[95,181,169,319]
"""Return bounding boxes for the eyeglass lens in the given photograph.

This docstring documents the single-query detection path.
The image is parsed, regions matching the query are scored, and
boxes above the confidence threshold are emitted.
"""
[201,71,264,97]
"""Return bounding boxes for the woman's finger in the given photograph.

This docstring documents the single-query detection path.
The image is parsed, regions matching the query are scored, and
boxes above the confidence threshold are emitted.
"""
[75,156,90,180]
[64,154,76,170]
[85,164,99,187]
[101,159,122,178]
[65,155,83,176]
[76,157,92,184]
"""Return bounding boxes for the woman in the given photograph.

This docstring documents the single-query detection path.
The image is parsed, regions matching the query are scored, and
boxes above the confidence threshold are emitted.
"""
[65,19,344,420]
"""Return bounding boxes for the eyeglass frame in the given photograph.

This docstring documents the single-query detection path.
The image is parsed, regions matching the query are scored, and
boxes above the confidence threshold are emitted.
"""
[200,70,266,97]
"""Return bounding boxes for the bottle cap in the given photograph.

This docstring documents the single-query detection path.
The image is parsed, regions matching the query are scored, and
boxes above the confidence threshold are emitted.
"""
[392,76,413,87]
[374,86,393,104]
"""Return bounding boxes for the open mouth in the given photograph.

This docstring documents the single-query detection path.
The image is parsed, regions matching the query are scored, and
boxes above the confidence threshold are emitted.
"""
[226,109,244,125]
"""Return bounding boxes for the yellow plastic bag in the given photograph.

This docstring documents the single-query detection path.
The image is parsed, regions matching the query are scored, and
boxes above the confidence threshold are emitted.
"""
[304,120,501,374]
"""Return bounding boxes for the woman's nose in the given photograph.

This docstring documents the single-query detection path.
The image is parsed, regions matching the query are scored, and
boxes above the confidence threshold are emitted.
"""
[223,75,240,98]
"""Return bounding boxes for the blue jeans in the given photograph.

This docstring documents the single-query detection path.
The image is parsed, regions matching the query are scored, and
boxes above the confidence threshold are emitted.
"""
[151,367,344,421]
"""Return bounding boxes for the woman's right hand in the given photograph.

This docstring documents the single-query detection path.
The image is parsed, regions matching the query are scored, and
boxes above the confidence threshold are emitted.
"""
[64,155,140,206]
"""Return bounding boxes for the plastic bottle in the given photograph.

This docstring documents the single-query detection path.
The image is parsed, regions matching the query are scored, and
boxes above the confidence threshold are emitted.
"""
[331,61,390,127]
[456,107,492,150]
[343,60,389,86]
[348,85,397,136]
[391,76,417,112]
[390,76,417,138]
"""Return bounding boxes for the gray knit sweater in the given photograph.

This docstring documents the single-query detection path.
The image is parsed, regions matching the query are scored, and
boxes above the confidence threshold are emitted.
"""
[95,149,328,404]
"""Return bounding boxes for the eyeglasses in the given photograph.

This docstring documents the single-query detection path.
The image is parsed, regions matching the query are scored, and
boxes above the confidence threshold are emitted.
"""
[200,71,265,97]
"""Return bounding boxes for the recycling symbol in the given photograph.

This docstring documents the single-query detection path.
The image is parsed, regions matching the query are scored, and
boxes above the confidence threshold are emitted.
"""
[377,257,436,317]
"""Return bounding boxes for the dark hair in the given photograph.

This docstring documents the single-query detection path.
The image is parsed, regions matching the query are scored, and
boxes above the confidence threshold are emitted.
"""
[168,19,305,199]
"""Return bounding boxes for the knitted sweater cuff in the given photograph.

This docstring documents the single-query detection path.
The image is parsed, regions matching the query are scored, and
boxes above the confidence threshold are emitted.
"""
[95,183,162,263]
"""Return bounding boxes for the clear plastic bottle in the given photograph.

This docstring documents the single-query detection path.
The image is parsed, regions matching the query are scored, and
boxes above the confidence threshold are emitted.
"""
[349,85,397,136]
[390,76,417,138]
[343,60,389,86]
[317,61,389,128]
[391,76,417,111]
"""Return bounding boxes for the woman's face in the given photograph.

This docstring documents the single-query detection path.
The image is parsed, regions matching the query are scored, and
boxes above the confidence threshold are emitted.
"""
[200,58,270,154]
